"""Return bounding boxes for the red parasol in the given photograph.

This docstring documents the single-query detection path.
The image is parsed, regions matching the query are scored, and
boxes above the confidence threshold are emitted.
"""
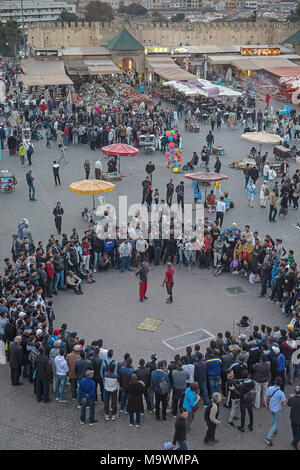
[102,144,138,174]
[184,172,229,183]
[184,172,229,207]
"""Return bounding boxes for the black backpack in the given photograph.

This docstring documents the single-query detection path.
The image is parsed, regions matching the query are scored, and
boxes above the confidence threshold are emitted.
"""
[204,401,213,423]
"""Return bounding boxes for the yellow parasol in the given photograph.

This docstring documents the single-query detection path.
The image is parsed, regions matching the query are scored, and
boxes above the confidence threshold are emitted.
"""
[69,179,115,209]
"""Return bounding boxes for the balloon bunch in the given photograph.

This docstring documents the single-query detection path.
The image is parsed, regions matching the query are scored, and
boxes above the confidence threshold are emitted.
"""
[165,130,182,173]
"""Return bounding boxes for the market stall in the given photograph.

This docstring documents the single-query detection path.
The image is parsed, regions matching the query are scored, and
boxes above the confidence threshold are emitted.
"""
[184,171,229,207]
[101,143,139,175]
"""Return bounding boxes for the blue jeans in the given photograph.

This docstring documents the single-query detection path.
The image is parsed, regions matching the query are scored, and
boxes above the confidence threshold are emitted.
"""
[291,421,300,448]
[209,376,220,395]
[56,374,67,400]
[266,410,281,440]
[129,411,140,425]
[120,390,128,411]
[53,272,64,292]
[80,398,95,423]
[93,252,102,271]
[77,386,84,407]
[269,205,277,221]
[0,136,4,149]
[198,381,209,405]
[28,185,35,200]
[176,440,188,450]
[120,256,131,272]
[260,278,268,296]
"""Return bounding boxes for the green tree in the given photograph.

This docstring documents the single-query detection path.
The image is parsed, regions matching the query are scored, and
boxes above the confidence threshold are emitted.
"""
[85,1,114,22]
[287,2,300,21]
[118,3,147,15]
[59,9,79,22]
[171,13,185,23]
[4,20,22,60]
[0,21,9,57]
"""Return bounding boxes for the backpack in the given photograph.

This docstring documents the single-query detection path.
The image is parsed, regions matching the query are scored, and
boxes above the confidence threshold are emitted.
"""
[103,359,116,374]
[277,353,285,372]
[158,371,169,395]
[243,388,256,404]
[204,401,213,422]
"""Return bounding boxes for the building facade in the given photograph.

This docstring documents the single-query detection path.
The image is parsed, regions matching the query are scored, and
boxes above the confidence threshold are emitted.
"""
[0,1,76,27]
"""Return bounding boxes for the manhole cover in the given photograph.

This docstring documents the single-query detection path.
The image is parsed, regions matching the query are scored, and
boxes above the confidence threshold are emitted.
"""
[163,329,214,351]
[226,286,248,296]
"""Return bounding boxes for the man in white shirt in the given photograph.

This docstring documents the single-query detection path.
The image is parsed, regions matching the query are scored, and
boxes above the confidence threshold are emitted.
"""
[263,163,270,182]
[95,159,102,180]
[136,234,149,266]
[215,196,226,228]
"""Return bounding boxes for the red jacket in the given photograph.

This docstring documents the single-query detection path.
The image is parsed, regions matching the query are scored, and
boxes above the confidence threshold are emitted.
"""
[45,261,55,279]
[82,241,90,256]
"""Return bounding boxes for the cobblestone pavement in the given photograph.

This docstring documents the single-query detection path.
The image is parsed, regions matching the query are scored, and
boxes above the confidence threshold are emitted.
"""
[0,106,299,450]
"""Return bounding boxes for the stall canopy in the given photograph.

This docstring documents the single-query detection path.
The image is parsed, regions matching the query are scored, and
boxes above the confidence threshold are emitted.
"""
[84,58,121,75]
[264,66,300,77]
[208,55,300,71]
[145,56,196,81]
[64,60,88,76]
[163,78,242,97]
[21,58,73,86]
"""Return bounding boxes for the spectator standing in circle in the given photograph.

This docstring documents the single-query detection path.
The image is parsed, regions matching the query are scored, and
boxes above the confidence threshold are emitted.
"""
[265,377,286,446]
[127,374,145,428]
[203,392,222,445]
[287,385,300,450]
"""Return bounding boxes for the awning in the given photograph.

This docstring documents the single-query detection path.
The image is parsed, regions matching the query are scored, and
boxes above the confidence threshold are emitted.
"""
[263,66,300,77]
[84,58,121,75]
[64,60,88,76]
[21,58,73,86]
[208,54,300,69]
[145,56,196,81]
[231,58,261,71]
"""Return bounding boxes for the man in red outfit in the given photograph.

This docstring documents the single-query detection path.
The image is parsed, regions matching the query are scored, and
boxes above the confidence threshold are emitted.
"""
[136,261,150,302]
[163,262,174,303]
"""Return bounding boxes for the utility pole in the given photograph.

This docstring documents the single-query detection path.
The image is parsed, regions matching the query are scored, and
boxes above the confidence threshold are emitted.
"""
[20,0,27,56]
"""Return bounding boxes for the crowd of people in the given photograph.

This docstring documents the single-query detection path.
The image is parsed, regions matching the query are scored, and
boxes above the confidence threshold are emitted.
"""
[1,60,300,451]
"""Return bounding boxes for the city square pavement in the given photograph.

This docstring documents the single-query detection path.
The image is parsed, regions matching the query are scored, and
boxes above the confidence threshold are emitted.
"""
[0,100,299,450]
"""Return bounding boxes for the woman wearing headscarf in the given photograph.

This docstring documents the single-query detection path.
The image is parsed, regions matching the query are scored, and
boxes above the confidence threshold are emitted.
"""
[126,373,145,428]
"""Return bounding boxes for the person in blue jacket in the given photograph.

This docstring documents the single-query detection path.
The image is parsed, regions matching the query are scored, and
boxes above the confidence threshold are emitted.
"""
[78,370,97,425]
[104,238,115,267]
[183,381,200,431]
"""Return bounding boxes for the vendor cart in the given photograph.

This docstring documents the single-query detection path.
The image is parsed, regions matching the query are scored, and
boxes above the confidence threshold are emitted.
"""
[0,170,17,192]
[22,127,31,141]
[139,134,155,154]
[273,145,291,161]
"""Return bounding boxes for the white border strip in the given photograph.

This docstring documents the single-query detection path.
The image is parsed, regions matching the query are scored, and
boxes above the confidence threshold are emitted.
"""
[162,328,215,351]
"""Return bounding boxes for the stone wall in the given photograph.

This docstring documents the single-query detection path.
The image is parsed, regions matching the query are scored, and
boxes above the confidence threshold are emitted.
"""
[27,21,300,49]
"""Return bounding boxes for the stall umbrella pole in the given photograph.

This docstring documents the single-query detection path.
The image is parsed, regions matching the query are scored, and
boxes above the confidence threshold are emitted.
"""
[118,153,120,174]
[92,194,95,210]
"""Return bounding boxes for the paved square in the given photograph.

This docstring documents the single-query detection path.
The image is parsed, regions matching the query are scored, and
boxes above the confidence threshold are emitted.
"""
[162,329,215,350]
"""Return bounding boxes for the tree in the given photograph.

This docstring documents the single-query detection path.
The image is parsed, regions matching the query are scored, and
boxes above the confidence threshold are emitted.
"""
[287,2,300,21]
[0,21,9,57]
[4,20,22,60]
[85,1,114,22]
[171,13,185,23]
[59,9,79,22]
[118,3,147,16]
